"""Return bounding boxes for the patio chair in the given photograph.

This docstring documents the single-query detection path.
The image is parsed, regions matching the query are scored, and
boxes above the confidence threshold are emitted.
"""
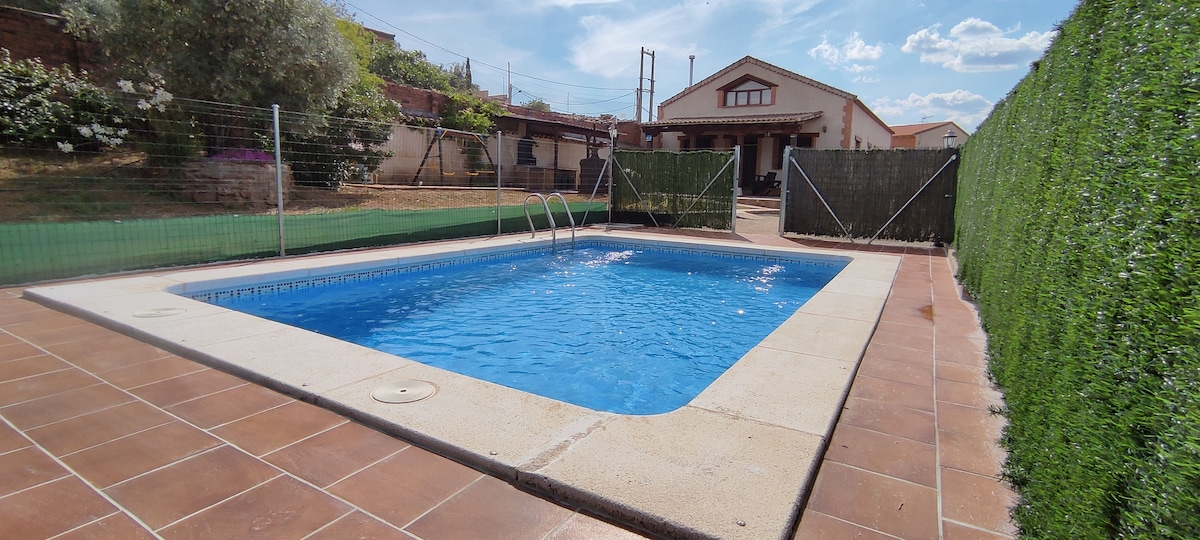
[747,171,779,195]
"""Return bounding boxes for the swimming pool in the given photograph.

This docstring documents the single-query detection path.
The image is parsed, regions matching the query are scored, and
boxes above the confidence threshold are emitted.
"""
[25,230,900,539]
[198,242,848,415]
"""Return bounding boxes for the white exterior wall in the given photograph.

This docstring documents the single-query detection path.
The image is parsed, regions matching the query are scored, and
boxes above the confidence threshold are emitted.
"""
[849,101,894,150]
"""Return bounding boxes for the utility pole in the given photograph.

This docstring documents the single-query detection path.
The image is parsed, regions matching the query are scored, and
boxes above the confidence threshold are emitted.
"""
[636,47,656,122]
[507,62,512,105]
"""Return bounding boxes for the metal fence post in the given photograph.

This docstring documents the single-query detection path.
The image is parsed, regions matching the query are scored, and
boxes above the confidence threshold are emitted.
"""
[780,145,792,235]
[272,104,285,256]
[496,131,503,235]
[731,145,741,234]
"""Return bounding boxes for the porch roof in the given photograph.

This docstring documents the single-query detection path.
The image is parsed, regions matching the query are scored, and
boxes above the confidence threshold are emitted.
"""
[641,111,824,134]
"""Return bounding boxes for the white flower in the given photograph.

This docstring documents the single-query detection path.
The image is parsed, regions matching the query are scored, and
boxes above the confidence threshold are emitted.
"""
[137,99,151,111]
[56,141,74,153]
[117,128,129,137]
[347,141,365,151]
[77,125,94,137]
[117,79,135,93]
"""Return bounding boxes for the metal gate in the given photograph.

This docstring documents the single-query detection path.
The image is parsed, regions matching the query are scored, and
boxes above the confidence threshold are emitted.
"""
[781,147,959,243]
[609,149,738,230]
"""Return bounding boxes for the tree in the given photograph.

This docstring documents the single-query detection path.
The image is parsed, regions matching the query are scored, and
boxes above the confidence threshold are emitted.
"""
[521,98,551,112]
[369,45,453,92]
[65,0,356,114]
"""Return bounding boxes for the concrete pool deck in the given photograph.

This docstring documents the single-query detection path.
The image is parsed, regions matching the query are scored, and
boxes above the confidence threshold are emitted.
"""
[0,224,1017,539]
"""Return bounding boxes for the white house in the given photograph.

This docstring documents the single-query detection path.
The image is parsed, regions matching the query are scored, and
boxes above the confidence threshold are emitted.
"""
[642,56,894,192]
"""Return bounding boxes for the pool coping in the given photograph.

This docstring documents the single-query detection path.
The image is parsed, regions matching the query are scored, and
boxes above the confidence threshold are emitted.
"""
[23,229,900,540]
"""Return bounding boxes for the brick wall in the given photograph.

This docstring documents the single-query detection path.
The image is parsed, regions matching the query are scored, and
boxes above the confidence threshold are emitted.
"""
[0,6,100,73]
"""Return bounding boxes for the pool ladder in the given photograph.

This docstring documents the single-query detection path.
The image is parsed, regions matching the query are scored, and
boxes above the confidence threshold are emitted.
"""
[523,192,576,251]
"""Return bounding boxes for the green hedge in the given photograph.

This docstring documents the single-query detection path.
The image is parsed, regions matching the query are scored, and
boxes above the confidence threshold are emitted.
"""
[954,1,1199,538]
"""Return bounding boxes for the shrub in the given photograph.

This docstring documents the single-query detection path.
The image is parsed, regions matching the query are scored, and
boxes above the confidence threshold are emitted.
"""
[954,1,1200,537]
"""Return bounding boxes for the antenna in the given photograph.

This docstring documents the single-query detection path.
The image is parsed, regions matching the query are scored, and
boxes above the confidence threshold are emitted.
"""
[920,115,934,122]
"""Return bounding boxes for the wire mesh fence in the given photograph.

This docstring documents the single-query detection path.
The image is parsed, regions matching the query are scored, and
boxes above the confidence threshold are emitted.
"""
[1,91,606,285]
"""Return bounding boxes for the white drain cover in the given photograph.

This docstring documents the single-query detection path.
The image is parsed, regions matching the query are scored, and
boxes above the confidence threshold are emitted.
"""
[371,380,437,404]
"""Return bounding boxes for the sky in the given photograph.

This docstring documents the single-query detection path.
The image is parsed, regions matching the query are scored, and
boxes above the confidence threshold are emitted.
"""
[341,0,1080,132]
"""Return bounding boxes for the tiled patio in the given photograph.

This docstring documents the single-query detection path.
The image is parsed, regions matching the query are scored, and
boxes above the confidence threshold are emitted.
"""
[0,225,1016,539]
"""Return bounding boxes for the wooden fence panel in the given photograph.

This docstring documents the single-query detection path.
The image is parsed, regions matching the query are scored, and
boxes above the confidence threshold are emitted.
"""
[784,148,958,243]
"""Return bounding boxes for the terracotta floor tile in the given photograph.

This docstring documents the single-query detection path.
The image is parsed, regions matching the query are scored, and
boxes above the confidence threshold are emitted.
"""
[794,510,895,540]
[940,468,1019,536]
[943,519,1016,540]
[211,401,346,456]
[0,476,118,540]
[840,397,936,444]
[129,368,247,407]
[99,355,207,389]
[0,308,80,330]
[407,475,573,540]
[329,446,482,529]
[1,382,133,430]
[857,357,933,388]
[0,368,101,407]
[939,430,1006,478]
[824,424,936,487]
[849,375,934,412]
[936,379,1004,409]
[307,511,416,540]
[878,307,934,328]
[0,354,70,382]
[157,475,350,539]
[0,420,30,454]
[26,400,174,457]
[10,320,110,347]
[0,446,70,496]
[0,341,43,362]
[805,461,939,539]
[870,322,935,351]
[936,401,1007,440]
[936,361,989,386]
[264,421,407,488]
[104,445,282,531]
[61,421,221,488]
[544,513,651,540]
[863,341,934,367]
[936,342,988,368]
[54,512,156,540]
[46,334,173,373]
[167,383,292,429]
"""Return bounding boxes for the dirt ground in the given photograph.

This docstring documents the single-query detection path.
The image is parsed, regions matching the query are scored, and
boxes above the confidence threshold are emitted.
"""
[0,151,595,222]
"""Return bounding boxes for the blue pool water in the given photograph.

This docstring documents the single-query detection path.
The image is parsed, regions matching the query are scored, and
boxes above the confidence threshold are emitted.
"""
[203,242,848,414]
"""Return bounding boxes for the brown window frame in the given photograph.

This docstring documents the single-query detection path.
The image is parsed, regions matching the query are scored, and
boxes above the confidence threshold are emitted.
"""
[718,76,776,109]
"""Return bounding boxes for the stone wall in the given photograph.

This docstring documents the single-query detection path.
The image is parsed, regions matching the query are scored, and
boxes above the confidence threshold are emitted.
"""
[179,160,293,208]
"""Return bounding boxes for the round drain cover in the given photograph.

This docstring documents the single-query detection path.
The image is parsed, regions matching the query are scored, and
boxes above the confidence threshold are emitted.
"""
[132,307,187,318]
[371,380,437,404]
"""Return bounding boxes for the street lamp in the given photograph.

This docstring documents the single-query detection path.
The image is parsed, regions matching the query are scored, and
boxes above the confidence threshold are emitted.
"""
[943,129,957,148]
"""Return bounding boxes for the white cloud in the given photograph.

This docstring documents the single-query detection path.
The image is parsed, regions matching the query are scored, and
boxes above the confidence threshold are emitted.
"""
[872,89,994,128]
[901,18,1056,72]
[808,32,883,71]
[569,3,719,79]
[530,0,621,6]
[853,75,880,84]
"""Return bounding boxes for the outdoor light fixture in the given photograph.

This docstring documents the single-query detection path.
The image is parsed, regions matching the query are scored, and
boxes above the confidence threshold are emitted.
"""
[943,129,957,148]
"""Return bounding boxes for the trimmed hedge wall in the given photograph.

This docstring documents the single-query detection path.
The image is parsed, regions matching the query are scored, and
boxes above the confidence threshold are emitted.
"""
[955,1,1199,538]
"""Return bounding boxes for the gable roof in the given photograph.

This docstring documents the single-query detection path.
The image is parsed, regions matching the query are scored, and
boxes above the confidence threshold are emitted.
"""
[891,121,962,137]
[659,56,855,109]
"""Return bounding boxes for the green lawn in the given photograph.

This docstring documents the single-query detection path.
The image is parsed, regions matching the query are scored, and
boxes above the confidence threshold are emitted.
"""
[1,202,606,285]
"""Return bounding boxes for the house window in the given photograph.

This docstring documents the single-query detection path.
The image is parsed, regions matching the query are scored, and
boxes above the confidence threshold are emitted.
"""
[722,80,773,107]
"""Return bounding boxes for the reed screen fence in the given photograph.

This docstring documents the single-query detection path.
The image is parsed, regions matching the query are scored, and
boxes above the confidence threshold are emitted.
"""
[610,149,735,230]
[782,147,958,243]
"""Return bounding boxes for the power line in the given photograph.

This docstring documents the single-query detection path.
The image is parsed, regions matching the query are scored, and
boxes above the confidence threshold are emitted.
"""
[344,2,631,92]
